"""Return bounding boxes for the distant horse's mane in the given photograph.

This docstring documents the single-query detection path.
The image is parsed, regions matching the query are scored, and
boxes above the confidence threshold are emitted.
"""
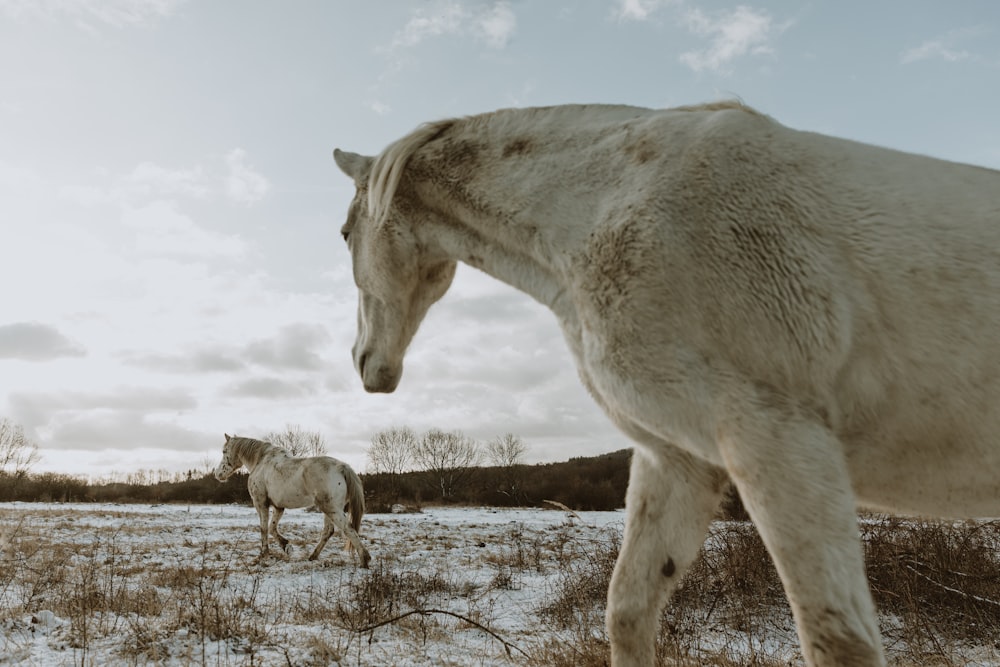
[228,436,283,468]
[366,100,761,227]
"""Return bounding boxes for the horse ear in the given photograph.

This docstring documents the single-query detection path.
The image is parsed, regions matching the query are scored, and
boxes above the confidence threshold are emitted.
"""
[224,433,231,441]
[334,149,374,186]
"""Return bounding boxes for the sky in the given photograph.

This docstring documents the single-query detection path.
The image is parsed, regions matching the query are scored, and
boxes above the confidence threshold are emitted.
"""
[1,1,999,480]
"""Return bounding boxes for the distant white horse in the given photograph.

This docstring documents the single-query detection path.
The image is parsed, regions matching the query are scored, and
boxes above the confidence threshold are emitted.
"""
[214,434,371,567]
[333,102,1000,667]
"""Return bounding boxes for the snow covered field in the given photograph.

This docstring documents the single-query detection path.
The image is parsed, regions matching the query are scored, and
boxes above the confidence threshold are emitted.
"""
[1,502,639,666]
[2,502,998,666]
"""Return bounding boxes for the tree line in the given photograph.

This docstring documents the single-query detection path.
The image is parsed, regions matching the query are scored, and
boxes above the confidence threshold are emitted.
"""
[0,419,747,517]
[0,421,632,511]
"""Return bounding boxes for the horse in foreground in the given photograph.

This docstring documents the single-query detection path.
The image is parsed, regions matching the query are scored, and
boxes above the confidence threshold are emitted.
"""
[334,102,1000,666]
[214,434,370,567]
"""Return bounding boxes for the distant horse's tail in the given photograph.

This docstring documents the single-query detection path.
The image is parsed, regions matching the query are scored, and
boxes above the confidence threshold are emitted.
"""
[343,463,366,551]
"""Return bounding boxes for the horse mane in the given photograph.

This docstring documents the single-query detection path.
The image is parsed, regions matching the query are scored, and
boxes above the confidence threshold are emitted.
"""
[369,118,456,225]
[228,436,277,468]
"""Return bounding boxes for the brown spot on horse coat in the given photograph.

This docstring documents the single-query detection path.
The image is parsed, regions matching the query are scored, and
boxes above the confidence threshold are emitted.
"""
[502,137,534,158]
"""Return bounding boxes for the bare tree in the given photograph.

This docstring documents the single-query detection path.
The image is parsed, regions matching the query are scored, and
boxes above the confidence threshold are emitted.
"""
[487,433,528,468]
[367,426,417,504]
[367,426,416,475]
[264,424,328,457]
[0,418,41,477]
[412,429,482,500]
[487,433,528,503]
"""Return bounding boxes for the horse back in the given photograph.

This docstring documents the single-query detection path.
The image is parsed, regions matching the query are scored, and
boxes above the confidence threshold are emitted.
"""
[576,109,1000,516]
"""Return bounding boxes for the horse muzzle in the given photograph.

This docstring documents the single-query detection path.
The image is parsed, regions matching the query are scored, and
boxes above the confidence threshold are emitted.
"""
[354,346,402,393]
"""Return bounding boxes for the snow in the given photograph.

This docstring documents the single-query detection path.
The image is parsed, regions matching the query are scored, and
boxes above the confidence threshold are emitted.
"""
[0,502,632,666]
[3,503,998,666]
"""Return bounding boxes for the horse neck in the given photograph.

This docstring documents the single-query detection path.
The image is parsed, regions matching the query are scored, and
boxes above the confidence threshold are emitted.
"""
[409,105,670,322]
[235,438,269,472]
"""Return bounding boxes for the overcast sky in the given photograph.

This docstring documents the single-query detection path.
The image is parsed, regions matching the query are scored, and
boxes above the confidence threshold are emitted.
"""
[2,1,998,479]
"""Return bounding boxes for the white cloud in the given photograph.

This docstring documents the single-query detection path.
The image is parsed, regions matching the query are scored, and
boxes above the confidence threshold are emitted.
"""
[0,0,187,28]
[0,161,45,196]
[122,200,247,258]
[679,6,785,73]
[392,2,465,49]
[58,153,267,207]
[125,161,210,199]
[475,2,516,48]
[901,35,973,64]
[225,149,271,206]
[0,323,86,361]
[388,1,515,52]
[614,0,675,22]
[369,100,392,116]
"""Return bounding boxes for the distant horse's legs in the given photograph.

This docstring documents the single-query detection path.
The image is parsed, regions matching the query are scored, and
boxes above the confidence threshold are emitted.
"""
[253,502,271,559]
[307,513,336,561]
[718,394,885,667]
[269,507,290,553]
[607,441,725,666]
[311,494,371,567]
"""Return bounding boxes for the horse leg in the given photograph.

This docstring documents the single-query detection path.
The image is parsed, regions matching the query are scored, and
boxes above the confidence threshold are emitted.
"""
[328,508,371,568]
[269,507,290,555]
[307,514,336,562]
[717,396,885,667]
[607,441,726,666]
[254,502,271,560]
[311,493,371,567]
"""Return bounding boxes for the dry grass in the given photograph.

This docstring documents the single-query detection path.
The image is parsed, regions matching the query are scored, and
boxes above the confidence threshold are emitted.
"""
[1,504,999,666]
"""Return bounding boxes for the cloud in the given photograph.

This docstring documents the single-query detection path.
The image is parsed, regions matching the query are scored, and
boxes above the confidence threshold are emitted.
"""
[119,323,332,375]
[121,200,247,258]
[12,386,197,415]
[613,0,676,22]
[474,2,516,48]
[388,1,515,51]
[8,386,199,447]
[0,322,86,361]
[0,0,187,29]
[38,412,212,454]
[369,100,392,116]
[393,2,464,49]
[225,149,270,206]
[901,31,977,64]
[679,6,785,73]
[243,323,331,371]
[0,161,44,196]
[120,347,246,374]
[59,152,267,208]
[226,377,314,400]
[125,161,209,199]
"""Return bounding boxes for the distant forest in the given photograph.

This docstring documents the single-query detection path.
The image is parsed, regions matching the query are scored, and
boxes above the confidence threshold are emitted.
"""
[0,449,633,512]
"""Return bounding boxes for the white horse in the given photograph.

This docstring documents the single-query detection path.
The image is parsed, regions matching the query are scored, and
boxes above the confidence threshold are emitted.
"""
[333,102,1000,666]
[214,434,371,567]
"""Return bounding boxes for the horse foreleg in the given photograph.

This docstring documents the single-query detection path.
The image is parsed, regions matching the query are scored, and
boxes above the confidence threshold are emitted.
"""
[269,507,290,554]
[607,443,725,667]
[718,400,885,667]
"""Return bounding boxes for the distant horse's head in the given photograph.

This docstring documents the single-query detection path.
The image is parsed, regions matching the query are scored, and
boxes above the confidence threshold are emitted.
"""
[333,143,457,393]
[214,433,240,481]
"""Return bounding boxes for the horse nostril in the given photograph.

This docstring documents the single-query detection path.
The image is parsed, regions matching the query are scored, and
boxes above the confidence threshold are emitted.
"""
[358,352,369,377]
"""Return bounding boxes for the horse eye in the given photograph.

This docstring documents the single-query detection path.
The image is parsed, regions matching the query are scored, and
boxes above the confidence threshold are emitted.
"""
[341,230,350,243]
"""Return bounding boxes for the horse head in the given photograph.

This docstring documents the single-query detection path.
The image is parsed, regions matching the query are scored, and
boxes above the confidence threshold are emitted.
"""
[214,433,239,481]
[333,147,457,393]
